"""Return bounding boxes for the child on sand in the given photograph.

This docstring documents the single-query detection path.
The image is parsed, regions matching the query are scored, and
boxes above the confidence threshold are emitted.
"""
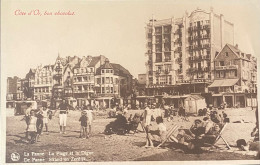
[79,110,88,139]
[27,110,38,144]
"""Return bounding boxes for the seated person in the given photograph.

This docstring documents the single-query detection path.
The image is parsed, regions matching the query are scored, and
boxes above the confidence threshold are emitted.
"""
[202,117,214,135]
[211,111,222,124]
[200,124,221,144]
[128,114,133,122]
[189,119,205,137]
[176,129,194,146]
[145,116,167,147]
[130,113,142,132]
[176,119,204,146]
[240,122,259,151]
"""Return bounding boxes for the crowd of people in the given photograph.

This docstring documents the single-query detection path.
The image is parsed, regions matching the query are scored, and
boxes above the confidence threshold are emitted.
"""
[22,99,94,143]
[20,100,259,156]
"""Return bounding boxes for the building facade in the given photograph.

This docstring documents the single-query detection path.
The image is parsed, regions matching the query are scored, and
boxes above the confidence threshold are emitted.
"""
[145,8,234,95]
[24,68,36,99]
[6,76,20,100]
[209,44,257,108]
[72,55,106,106]
[95,59,133,108]
[34,65,54,100]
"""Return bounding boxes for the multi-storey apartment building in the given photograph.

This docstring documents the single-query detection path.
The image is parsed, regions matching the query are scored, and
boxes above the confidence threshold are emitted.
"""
[145,8,234,95]
[34,65,54,100]
[52,55,80,107]
[72,55,106,106]
[95,59,133,108]
[209,44,257,108]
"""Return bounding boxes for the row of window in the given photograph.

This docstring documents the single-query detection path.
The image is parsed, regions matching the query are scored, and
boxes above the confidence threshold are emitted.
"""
[155,64,172,72]
[74,76,94,82]
[74,68,94,74]
[192,49,210,57]
[34,87,50,93]
[36,72,52,77]
[190,39,210,46]
[97,77,119,84]
[101,69,113,74]
[190,61,211,69]
[155,75,172,85]
[74,85,94,91]
[36,78,52,85]
[215,70,237,78]
[190,20,210,27]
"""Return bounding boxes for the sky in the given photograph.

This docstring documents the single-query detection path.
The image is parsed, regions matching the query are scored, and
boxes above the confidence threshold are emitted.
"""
[2,0,260,79]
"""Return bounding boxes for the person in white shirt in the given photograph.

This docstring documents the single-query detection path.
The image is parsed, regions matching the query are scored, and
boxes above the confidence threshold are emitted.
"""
[40,106,50,134]
[85,105,93,138]
[145,116,167,147]
[142,103,152,127]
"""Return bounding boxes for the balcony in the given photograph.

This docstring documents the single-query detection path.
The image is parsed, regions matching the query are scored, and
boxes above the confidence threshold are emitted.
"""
[202,25,210,29]
[63,93,73,97]
[203,67,210,72]
[164,58,171,62]
[203,55,210,60]
[175,29,182,34]
[155,59,162,63]
[164,47,171,52]
[73,81,94,85]
[203,44,211,49]
[226,65,238,70]
[202,34,210,39]
[192,26,198,31]
[155,30,162,35]
[215,66,226,70]
[189,56,195,61]
[156,49,162,53]
[215,65,238,70]
[163,29,171,34]
[176,38,182,43]
[74,90,94,94]
[155,70,161,76]
[176,58,182,63]
[164,69,170,74]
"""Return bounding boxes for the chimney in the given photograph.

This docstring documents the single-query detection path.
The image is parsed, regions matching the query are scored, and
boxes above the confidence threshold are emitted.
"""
[235,44,238,49]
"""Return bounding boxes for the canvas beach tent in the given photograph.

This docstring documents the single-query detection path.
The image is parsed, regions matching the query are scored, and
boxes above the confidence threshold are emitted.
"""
[184,95,207,114]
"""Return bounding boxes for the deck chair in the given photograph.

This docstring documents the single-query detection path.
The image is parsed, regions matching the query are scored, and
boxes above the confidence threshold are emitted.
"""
[156,124,180,148]
[132,121,146,135]
[203,123,231,150]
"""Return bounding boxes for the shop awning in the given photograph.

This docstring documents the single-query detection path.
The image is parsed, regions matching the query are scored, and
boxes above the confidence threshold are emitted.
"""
[208,79,239,88]
[136,96,154,99]
[212,93,223,97]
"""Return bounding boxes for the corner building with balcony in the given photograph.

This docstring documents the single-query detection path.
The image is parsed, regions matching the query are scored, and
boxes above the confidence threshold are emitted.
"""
[95,59,133,109]
[209,44,257,108]
[145,8,234,97]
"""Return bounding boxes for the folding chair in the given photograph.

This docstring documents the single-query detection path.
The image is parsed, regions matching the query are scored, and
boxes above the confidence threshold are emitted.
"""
[156,124,180,148]
[204,123,231,150]
[132,121,146,135]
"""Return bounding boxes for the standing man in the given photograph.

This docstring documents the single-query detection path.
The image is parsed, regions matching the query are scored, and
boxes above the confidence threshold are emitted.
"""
[85,104,93,138]
[54,99,70,134]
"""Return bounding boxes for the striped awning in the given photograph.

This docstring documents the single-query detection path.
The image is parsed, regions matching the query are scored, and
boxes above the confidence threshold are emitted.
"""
[208,79,239,88]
